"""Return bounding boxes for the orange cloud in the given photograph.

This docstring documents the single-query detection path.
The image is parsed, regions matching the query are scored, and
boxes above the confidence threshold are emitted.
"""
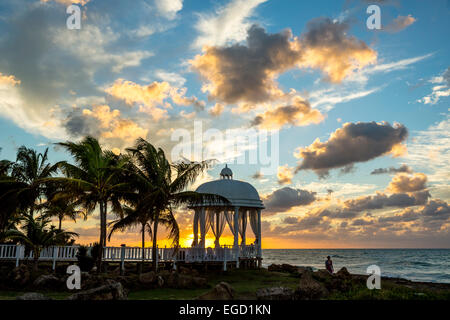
[0,72,20,86]
[251,96,324,129]
[106,79,171,107]
[298,17,377,83]
[277,165,294,185]
[387,172,427,193]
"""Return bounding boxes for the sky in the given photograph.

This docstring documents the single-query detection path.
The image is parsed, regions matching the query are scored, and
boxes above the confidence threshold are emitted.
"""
[0,0,449,248]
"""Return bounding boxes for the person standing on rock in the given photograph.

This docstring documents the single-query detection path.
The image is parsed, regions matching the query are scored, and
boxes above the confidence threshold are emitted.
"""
[325,256,334,274]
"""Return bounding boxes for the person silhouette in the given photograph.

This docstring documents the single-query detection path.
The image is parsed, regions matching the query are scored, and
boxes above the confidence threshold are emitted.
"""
[325,256,334,274]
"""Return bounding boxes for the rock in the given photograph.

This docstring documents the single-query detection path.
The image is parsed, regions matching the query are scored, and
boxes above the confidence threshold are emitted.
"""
[192,276,208,287]
[336,267,351,279]
[268,263,298,273]
[197,282,235,300]
[139,271,156,285]
[33,274,61,289]
[9,264,30,286]
[157,275,164,287]
[296,271,329,300]
[16,292,52,300]
[268,263,312,276]
[67,281,127,300]
[313,269,333,281]
[256,287,295,300]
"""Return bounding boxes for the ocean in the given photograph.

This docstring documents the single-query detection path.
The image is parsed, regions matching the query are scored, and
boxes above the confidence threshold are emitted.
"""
[262,249,450,283]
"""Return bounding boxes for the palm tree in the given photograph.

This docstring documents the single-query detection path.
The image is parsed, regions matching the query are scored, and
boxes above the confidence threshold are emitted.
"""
[0,147,61,214]
[43,194,85,230]
[52,137,128,270]
[125,138,226,271]
[6,212,78,271]
[108,204,153,273]
[0,147,60,241]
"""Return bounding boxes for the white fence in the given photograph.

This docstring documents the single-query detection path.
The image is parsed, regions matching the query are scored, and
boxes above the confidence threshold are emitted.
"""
[0,244,257,270]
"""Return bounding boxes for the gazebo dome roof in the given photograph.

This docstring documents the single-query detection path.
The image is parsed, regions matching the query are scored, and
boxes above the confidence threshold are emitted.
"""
[194,166,264,208]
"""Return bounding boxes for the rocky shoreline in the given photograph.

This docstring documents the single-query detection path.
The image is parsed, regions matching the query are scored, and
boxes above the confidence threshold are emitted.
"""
[1,263,449,300]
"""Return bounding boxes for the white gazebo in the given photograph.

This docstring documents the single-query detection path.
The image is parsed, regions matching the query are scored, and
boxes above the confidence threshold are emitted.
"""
[189,165,264,267]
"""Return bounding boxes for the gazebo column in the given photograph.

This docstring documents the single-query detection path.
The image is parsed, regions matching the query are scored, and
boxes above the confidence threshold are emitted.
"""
[233,206,239,267]
[257,208,262,268]
[192,208,199,247]
[241,209,246,247]
[199,207,206,249]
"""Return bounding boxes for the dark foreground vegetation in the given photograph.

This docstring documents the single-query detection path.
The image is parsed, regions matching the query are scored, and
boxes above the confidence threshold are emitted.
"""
[0,262,449,300]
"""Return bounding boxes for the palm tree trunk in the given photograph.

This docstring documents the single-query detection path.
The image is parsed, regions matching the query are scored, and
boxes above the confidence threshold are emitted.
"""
[97,201,105,272]
[140,222,145,275]
[58,216,62,231]
[33,248,39,272]
[152,215,159,272]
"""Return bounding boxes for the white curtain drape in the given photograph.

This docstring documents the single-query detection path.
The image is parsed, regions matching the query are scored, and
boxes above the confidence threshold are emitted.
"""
[224,208,235,236]
[249,209,258,245]
[238,209,247,245]
[210,208,226,248]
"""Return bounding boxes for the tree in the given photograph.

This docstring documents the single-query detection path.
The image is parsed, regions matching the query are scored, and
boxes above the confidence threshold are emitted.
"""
[6,212,78,271]
[52,137,128,271]
[108,204,153,273]
[125,138,226,271]
[0,147,60,243]
[43,194,85,231]
[0,146,61,216]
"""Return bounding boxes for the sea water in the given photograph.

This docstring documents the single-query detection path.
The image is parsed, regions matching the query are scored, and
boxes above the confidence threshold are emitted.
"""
[262,249,450,283]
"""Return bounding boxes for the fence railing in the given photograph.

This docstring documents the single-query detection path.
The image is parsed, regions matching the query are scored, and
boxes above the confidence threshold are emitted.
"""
[0,244,259,270]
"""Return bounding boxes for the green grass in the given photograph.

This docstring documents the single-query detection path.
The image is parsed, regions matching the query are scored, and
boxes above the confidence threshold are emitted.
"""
[1,268,449,300]
[0,290,71,300]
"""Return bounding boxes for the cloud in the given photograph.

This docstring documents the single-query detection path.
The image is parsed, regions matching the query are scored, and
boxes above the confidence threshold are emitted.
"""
[191,24,301,105]
[208,103,224,116]
[297,17,377,83]
[384,15,416,33]
[371,164,412,175]
[193,0,267,48]
[277,165,294,185]
[343,190,431,212]
[418,67,450,105]
[264,187,316,215]
[0,72,20,86]
[191,20,376,105]
[387,172,427,193]
[294,121,408,177]
[251,171,263,180]
[251,96,324,129]
[41,0,90,5]
[64,105,148,148]
[403,114,449,184]
[105,78,204,114]
[154,0,183,20]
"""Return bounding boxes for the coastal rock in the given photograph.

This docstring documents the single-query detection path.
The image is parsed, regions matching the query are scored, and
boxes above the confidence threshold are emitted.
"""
[139,271,156,285]
[296,271,329,300]
[33,274,62,289]
[268,263,298,273]
[256,287,295,300]
[336,267,351,279]
[9,264,30,286]
[157,275,164,287]
[16,292,52,300]
[67,280,127,300]
[313,269,333,281]
[197,282,235,300]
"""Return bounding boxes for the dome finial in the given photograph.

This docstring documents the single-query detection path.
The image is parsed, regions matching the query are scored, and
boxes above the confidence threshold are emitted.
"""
[220,164,233,180]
